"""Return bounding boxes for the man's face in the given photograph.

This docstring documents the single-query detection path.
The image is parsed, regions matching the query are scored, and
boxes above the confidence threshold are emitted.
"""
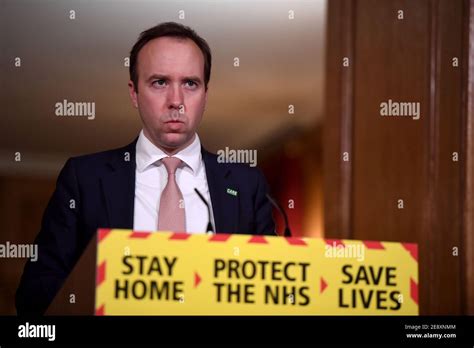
[128,37,207,153]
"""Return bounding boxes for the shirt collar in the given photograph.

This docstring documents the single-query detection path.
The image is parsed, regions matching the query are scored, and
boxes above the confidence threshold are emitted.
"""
[135,130,202,174]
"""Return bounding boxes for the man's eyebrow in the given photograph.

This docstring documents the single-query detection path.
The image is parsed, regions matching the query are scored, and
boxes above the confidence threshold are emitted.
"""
[146,74,203,84]
[183,76,203,83]
[146,74,169,82]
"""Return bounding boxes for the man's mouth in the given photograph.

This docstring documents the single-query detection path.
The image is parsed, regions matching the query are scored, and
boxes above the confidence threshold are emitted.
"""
[164,120,185,132]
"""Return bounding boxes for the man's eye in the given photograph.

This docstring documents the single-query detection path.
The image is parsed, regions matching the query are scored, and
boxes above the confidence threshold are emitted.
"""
[152,80,166,86]
[185,80,197,87]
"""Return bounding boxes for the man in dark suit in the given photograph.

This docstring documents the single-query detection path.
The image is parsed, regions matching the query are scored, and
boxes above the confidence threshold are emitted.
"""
[16,22,275,315]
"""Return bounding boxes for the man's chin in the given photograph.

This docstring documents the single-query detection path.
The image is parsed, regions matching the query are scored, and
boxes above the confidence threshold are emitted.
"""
[158,133,194,152]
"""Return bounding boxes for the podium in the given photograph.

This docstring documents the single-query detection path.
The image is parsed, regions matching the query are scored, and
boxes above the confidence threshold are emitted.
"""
[46,234,98,315]
[46,229,419,315]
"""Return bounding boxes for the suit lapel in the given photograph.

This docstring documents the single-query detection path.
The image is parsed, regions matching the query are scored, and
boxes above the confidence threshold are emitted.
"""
[100,139,137,229]
[201,148,239,234]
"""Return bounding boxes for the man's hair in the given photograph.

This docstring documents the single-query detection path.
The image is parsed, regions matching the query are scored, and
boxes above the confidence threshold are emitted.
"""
[129,22,212,92]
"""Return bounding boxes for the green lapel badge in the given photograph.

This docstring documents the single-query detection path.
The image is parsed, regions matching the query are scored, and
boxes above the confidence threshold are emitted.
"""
[226,188,238,197]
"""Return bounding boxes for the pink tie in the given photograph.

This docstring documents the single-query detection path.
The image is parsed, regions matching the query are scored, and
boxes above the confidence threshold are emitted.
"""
[157,157,186,231]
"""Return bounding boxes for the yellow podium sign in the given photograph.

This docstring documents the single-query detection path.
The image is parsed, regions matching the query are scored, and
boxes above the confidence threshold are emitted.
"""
[95,229,418,315]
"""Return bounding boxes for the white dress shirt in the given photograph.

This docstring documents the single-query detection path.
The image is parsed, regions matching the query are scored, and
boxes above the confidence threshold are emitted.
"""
[133,130,215,234]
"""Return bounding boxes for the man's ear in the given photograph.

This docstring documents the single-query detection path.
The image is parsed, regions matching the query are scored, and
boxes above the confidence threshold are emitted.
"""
[128,80,138,109]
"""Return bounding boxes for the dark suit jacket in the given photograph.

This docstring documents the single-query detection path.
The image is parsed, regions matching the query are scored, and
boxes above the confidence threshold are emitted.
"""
[16,138,276,315]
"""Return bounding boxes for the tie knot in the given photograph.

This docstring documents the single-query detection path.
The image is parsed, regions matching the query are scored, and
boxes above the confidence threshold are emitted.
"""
[161,157,182,174]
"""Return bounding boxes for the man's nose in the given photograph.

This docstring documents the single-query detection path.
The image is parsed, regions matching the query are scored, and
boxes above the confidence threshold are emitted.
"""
[167,84,184,109]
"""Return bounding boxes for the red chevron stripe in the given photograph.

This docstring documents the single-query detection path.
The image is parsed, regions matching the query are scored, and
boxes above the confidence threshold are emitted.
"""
[402,243,418,261]
[95,304,105,316]
[410,278,418,305]
[363,241,385,249]
[325,239,345,247]
[98,228,111,242]
[209,234,232,242]
[129,231,151,239]
[248,236,268,244]
[169,233,191,240]
[96,261,106,286]
[285,237,307,246]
